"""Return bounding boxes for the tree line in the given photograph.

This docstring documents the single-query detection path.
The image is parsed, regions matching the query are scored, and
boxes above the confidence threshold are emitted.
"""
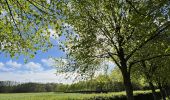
[0,81,68,93]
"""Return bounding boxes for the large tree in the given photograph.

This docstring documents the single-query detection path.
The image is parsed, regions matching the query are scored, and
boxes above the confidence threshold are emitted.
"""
[0,0,61,58]
[57,0,170,100]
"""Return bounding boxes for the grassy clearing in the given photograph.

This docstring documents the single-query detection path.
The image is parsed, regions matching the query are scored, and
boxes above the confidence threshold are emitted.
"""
[0,90,153,100]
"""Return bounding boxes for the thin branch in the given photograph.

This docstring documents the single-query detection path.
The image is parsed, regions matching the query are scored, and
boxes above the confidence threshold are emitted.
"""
[16,0,48,23]
[26,0,49,15]
[15,0,39,32]
[90,52,118,58]
[31,0,57,14]
[108,52,121,68]
[5,0,22,37]
[126,0,146,16]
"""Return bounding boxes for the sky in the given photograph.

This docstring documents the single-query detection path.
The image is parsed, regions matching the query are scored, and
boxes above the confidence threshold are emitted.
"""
[0,44,75,84]
[0,45,114,84]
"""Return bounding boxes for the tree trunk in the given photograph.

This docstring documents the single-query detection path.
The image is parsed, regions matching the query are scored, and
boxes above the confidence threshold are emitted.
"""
[149,81,158,100]
[122,69,134,100]
[118,46,134,100]
[158,82,166,100]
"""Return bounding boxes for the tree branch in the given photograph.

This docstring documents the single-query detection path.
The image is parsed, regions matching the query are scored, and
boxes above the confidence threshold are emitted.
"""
[90,52,118,58]
[130,54,170,66]
[108,52,121,68]
[126,21,170,61]
[26,0,49,15]
[126,0,146,16]
[31,0,58,14]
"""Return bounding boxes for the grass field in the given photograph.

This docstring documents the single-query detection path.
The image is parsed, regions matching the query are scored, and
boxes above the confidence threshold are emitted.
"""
[0,91,153,100]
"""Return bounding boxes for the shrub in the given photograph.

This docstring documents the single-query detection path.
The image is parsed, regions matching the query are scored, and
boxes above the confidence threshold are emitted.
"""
[86,92,161,100]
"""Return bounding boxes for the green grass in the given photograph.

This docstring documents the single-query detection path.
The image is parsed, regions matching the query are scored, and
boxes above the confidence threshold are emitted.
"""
[0,90,153,100]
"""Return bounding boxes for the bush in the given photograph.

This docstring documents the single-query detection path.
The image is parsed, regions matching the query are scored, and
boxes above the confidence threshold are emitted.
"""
[86,92,161,100]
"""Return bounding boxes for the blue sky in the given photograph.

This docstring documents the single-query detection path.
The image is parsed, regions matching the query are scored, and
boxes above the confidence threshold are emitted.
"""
[0,45,76,83]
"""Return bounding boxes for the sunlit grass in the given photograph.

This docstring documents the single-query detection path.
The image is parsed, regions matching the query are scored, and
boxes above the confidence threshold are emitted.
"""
[0,90,153,100]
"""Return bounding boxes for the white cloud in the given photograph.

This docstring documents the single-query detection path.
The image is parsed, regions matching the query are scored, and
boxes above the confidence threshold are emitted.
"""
[0,59,78,84]
[0,69,74,84]
[6,60,22,68]
[41,58,56,67]
[0,62,14,72]
[0,61,44,72]
[24,62,43,72]
[0,62,4,68]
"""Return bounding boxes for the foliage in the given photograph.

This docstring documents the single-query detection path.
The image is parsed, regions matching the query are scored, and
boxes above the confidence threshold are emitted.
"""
[0,0,62,58]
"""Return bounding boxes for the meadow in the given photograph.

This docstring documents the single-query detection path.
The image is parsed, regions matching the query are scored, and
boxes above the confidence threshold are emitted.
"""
[0,90,154,100]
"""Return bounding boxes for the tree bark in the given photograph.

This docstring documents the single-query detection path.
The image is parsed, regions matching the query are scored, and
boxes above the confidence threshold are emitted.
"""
[123,73,134,100]
[149,81,158,100]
